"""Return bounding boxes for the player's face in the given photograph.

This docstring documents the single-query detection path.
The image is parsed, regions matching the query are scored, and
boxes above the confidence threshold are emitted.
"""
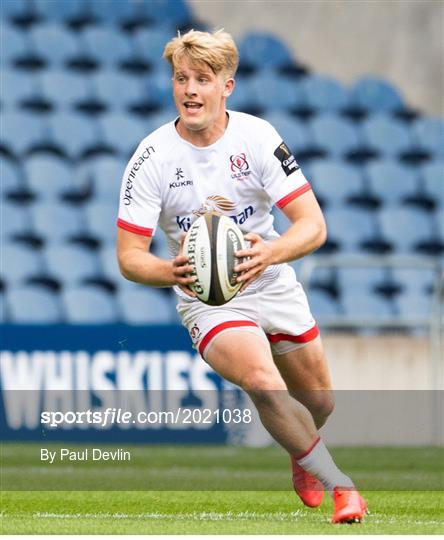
[173,58,234,142]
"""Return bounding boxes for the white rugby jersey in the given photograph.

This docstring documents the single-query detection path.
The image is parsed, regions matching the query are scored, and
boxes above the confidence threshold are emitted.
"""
[117,111,312,296]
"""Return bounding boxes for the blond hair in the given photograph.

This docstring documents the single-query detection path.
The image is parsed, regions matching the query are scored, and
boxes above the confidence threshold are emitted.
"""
[163,29,239,79]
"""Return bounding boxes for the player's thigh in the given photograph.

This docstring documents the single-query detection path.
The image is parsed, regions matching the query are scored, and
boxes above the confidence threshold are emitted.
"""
[273,336,334,411]
[206,330,287,392]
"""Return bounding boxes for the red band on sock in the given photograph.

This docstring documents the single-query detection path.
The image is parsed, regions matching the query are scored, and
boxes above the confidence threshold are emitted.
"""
[294,436,321,461]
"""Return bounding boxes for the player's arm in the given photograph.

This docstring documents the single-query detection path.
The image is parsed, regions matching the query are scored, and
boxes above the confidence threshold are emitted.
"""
[235,189,326,289]
[270,188,327,262]
[117,228,196,295]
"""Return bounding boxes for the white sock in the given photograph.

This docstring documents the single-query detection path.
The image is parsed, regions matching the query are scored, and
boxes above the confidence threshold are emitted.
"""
[297,437,355,493]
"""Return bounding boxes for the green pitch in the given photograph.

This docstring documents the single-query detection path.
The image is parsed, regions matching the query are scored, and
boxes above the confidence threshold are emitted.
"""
[1,444,443,534]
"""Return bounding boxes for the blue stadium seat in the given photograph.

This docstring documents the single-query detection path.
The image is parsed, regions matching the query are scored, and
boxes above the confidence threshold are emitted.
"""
[1,159,23,196]
[227,76,254,113]
[100,246,124,285]
[308,290,341,320]
[395,290,433,320]
[133,27,176,67]
[262,112,310,155]
[349,77,404,113]
[271,207,291,235]
[364,160,420,205]
[341,291,395,320]
[78,27,134,70]
[412,117,444,157]
[49,113,102,159]
[337,267,388,294]
[40,70,93,112]
[143,0,192,27]
[144,69,176,110]
[23,155,75,201]
[29,24,80,69]
[1,202,33,240]
[151,228,171,260]
[0,0,34,23]
[117,288,176,324]
[0,22,31,68]
[6,286,62,323]
[1,112,48,157]
[98,113,149,157]
[361,114,412,157]
[2,70,40,111]
[77,155,126,203]
[421,160,444,202]
[309,160,364,207]
[62,285,119,323]
[90,0,141,25]
[249,71,303,112]
[145,110,177,132]
[305,265,337,293]
[91,71,143,112]
[44,245,101,284]
[325,207,380,253]
[391,267,436,296]
[1,244,44,286]
[301,75,349,112]
[238,32,294,70]
[310,114,360,158]
[31,202,87,243]
[378,206,434,253]
[85,201,118,245]
[33,0,96,25]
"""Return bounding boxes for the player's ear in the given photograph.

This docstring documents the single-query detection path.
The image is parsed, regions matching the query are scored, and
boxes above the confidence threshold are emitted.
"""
[222,78,235,98]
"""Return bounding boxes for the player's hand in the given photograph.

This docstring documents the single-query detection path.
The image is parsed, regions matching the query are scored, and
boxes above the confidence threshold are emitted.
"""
[172,234,197,297]
[234,233,274,292]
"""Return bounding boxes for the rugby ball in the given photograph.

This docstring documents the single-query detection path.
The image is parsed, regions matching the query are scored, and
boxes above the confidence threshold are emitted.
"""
[183,212,246,306]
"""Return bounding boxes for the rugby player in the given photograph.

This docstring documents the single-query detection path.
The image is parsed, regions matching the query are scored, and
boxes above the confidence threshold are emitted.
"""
[117,29,367,524]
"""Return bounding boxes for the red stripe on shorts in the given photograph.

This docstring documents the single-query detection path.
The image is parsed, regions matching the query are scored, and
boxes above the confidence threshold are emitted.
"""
[276,183,312,209]
[266,324,319,344]
[199,320,259,356]
[117,218,153,236]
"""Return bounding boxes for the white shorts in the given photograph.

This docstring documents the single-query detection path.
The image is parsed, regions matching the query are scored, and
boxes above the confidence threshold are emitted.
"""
[176,264,319,360]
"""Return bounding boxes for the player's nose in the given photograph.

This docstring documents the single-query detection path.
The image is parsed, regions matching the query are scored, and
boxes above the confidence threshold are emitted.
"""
[184,79,198,96]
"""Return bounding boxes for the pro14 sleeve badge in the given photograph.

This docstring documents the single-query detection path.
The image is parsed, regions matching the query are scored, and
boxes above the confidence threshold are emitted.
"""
[273,141,300,176]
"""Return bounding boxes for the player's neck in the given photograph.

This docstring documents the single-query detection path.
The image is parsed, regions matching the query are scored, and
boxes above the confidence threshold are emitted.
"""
[176,113,229,147]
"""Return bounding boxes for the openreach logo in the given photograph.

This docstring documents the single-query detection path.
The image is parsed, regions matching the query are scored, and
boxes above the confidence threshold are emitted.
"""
[123,146,155,205]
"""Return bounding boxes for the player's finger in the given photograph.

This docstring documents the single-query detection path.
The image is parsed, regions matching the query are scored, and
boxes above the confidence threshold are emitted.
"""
[173,254,191,266]
[178,285,197,297]
[173,264,195,276]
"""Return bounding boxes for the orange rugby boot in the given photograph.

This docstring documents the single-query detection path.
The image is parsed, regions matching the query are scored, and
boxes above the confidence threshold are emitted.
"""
[290,456,324,508]
[331,487,368,524]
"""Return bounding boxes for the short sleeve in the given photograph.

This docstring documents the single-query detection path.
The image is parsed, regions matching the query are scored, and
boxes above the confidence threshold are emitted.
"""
[260,122,311,209]
[117,143,161,236]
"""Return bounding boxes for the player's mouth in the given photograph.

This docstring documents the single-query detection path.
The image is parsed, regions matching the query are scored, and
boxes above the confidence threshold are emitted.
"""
[184,102,203,110]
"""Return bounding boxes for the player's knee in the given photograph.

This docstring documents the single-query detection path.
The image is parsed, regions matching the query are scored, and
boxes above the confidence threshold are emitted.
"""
[309,392,335,427]
[240,367,286,395]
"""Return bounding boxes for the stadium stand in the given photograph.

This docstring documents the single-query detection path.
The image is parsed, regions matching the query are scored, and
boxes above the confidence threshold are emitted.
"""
[117,288,178,324]
[1,243,45,286]
[300,75,349,113]
[5,285,62,323]
[23,154,75,201]
[0,0,442,327]
[363,160,420,206]
[62,285,119,323]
